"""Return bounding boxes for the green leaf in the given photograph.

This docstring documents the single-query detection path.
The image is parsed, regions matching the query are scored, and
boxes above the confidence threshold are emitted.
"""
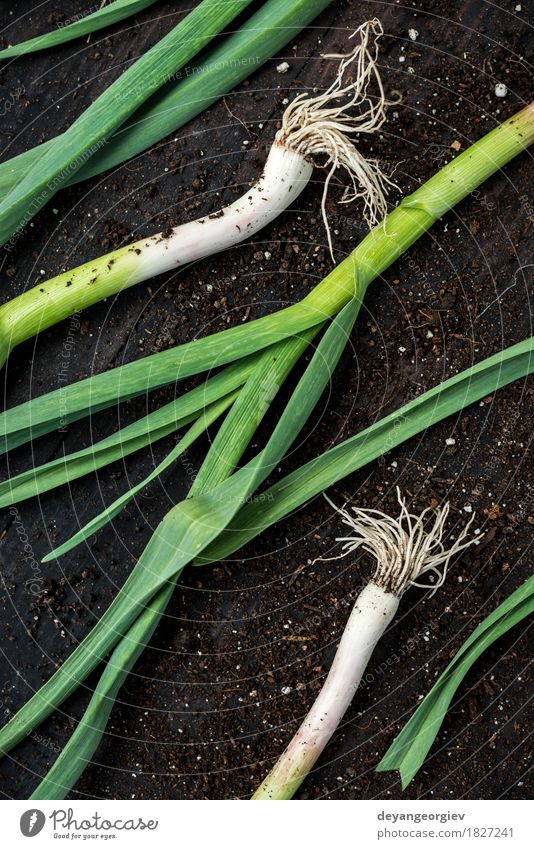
[0,299,330,453]
[0,1,159,59]
[190,330,317,493]
[0,0,254,247]
[42,389,238,561]
[0,464,259,757]
[197,337,534,564]
[30,580,175,800]
[0,0,332,197]
[376,575,534,788]
[0,355,255,503]
[2,297,361,774]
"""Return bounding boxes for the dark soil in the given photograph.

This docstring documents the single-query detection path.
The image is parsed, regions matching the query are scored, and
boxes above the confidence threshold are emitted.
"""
[0,0,532,801]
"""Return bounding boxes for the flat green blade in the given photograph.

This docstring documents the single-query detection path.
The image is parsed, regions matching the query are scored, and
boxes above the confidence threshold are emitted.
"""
[42,390,238,561]
[0,1,159,59]
[0,0,254,246]
[0,355,255,500]
[1,297,360,768]
[0,299,330,453]
[198,337,534,563]
[0,0,332,196]
[376,576,534,788]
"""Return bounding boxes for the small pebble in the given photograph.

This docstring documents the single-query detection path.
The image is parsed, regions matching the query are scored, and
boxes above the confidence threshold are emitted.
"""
[494,83,507,98]
[276,61,290,74]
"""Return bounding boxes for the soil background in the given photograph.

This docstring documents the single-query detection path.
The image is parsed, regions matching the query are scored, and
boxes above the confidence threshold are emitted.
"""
[0,0,532,801]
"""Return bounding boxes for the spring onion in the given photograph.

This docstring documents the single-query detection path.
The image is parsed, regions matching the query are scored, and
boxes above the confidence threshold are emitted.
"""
[27,335,534,798]
[376,574,534,788]
[2,104,532,442]
[251,494,478,799]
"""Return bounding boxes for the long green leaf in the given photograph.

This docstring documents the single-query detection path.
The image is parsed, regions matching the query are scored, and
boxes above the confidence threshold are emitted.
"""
[2,297,360,771]
[33,334,316,796]
[0,0,254,247]
[31,321,333,796]
[4,102,532,445]
[0,1,159,59]
[42,389,238,562]
[197,337,534,564]
[0,0,332,197]
[31,581,175,800]
[0,355,255,503]
[0,464,256,756]
[28,330,534,799]
[44,309,346,558]
[376,576,534,789]
[0,299,330,452]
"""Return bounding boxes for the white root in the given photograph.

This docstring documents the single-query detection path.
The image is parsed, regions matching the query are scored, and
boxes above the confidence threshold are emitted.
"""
[324,487,478,596]
[278,18,398,258]
[253,491,479,800]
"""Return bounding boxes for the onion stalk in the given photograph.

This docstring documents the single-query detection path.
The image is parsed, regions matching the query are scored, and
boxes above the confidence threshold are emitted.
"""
[0,20,392,368]
[1,104,532,445]
[252,494,478,800]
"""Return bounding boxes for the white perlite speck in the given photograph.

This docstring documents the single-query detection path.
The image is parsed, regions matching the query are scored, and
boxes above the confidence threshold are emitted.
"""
[408,29,419,41]
[494,83,508,98]
[277,61,290,74]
